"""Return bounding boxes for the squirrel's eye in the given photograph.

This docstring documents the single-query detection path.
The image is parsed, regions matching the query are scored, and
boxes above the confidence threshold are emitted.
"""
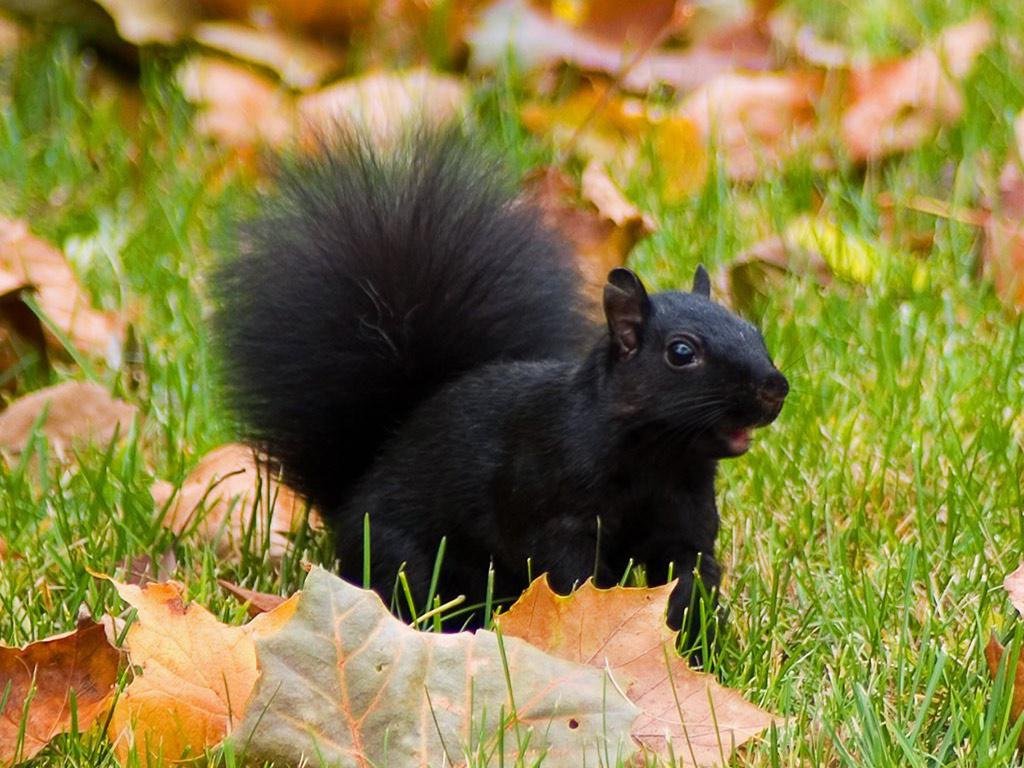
[666,340,697,368]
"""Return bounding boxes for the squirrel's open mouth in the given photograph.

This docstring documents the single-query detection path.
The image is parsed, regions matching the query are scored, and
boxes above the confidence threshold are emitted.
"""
[722,427,752,456]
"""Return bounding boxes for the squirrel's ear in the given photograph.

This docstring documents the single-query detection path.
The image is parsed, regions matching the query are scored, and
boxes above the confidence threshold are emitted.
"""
[692,264,711,298]
[604,268,650,359]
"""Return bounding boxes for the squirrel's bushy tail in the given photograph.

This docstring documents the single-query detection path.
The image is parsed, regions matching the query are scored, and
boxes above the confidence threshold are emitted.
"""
[213,127,588,511]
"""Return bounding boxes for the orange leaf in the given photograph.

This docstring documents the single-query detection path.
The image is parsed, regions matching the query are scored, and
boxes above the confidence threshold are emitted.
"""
[524,165,654,307]
[0,381,137,457]
[841,16,992,162]
[105,578,298,765]
[152,443,320,563]
[0,618,122,765]
[497,577,779,765]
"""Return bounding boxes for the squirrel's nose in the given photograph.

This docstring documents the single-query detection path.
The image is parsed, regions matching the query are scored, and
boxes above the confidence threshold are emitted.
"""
[756,370,789,411]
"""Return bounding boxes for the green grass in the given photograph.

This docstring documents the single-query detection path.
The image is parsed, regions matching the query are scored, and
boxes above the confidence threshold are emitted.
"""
[3,2,1024,765]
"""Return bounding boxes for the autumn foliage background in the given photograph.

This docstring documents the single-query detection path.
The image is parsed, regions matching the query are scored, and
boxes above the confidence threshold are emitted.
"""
[1,0,1024,766]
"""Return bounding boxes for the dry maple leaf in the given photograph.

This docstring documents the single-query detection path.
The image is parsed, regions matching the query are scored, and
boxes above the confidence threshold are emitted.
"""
[0,381,137,457]
[841,16,993,162]
[233,567,640,767]
[496,577,779,766]
[524,165,654,308]
[151,443,320,563]
[104,577,297,766]
[0,218,123,365]
[0,617,122,766]
[986,633,1024,748]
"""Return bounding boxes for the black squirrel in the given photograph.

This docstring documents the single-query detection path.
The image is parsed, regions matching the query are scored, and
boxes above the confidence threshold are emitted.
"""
[212,127,788,633]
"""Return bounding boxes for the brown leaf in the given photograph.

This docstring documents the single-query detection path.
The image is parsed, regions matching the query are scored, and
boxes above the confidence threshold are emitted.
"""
[297,68,468,148]
[0,381,137,456]
[153,443,320,563]
[217,579,287,617]
[986,634,1024,748]
[233,567,639,766]
[177,55,296,150]
[0,218,123,365]
[841,16,993,162]
[525,165,653,305]
[497,577,779,766]
[94,0,199,44]
[679,71,823,181]
[0,617,122,765]
[468,0,771,94]
[192,21,345,90]
[105,577,298,765]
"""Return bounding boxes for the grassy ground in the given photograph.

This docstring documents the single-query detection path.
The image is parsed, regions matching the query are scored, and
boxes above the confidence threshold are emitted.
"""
[2,2,1024,765]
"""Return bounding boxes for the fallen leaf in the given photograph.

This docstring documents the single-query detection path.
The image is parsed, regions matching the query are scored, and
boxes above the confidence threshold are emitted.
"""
[234,567,639,767]
[521,85,707,201]
[468,0,771,94]
[525,165,653,304]
[177,55,295,150]
[93,0,199,44]
[679,71,823,181]
[0,218,123,365]
[105,577,298,766]
[217,579,286,617]
[152,443,320,563]
[1005,563,1024,617]
[0,381,137,456]
[841,16,993,162]
[298,68,468,148]
[496,577,778,765]
[0,617,122,765]
[192,21,345,90]
[986,634,1024,748]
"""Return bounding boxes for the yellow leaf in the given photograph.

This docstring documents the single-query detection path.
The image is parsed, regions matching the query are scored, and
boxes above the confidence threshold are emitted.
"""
[785,216,880,285]
[105,578,298,766]
[497,577,780,766]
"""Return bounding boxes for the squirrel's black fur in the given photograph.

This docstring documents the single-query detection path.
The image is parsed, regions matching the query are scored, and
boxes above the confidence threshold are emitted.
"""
[213,127,788,633]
